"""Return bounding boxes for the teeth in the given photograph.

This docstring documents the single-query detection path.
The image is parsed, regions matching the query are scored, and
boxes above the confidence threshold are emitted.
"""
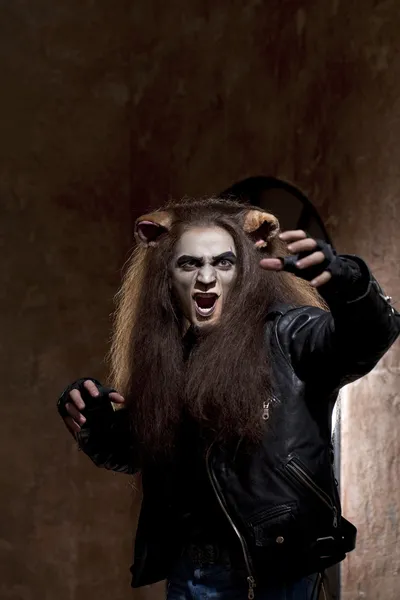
[196,305,215,316]
[194,294,218,317]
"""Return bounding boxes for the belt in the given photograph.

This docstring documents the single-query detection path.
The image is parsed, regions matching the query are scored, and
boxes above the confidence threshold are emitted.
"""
[182,542,232,567]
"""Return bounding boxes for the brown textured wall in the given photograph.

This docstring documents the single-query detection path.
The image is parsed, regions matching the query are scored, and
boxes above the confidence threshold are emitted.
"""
[0,3,136,600]
[2,1,400,599]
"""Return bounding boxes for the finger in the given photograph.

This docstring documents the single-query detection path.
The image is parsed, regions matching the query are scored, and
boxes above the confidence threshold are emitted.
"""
[69,389,85,411]
[109,392,125,404]
[65,402,86,426]
[65,416,81,435]
[83,380,100,397]
[279,230,308,243]
[310,271,332,287]
[296,251,325,270]
[287,238,317,254]
[259,258,284,271]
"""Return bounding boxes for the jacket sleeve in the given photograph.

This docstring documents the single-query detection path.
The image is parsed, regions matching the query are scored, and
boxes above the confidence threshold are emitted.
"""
[277,256,400,389]
[76,407,138,474]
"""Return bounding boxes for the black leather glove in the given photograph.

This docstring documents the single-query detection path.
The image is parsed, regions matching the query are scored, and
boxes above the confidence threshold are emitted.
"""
[57,377,116,426]
[281,239,338,281]
[280,240,368,301]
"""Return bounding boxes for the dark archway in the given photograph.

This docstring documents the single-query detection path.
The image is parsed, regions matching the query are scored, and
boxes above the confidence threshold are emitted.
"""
[220,176,333,247]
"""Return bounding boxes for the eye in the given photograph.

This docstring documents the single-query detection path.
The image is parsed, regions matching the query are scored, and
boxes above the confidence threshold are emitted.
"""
[216,258,233,269]
[180,259,198,271]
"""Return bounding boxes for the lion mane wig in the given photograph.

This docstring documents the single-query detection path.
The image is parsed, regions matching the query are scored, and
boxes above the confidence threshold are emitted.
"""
[109,198,326,462]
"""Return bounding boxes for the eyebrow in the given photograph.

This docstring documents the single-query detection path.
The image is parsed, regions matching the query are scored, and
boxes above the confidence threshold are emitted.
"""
[176,251,237,266]
[176,255,202,266]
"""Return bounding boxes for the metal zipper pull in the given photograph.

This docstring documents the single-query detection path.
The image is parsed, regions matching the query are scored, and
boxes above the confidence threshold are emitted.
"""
[262,401,270,421]
[247,576,256,599]
[333,506,338,528]
[286,460,339,529]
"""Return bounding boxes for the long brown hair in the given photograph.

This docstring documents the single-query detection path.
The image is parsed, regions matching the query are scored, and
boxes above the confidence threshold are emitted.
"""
[109,198,326,461]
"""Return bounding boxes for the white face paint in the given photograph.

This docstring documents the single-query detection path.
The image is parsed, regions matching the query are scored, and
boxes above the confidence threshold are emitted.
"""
[170,226,237,329]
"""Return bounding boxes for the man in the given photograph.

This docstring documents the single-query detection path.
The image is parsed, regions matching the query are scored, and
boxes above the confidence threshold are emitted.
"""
[58,198,399,600]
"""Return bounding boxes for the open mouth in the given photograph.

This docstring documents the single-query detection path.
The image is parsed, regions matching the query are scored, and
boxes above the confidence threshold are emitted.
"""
[193,293,219,317]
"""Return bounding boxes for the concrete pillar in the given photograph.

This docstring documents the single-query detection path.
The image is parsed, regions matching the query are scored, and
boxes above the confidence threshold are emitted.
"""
[322,170,400,600]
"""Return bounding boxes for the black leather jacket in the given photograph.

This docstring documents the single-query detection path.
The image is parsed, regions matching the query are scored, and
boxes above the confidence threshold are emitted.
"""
[70,256,399,591]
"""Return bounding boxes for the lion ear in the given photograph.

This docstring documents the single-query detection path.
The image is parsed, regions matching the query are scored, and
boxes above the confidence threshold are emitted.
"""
[134,211,172,247]
[243,209,280,248]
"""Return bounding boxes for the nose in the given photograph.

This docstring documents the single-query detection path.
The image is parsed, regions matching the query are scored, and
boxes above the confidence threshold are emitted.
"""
[196,264,216,289]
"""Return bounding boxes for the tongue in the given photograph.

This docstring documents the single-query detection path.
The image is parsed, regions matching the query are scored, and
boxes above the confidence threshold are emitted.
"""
[196,296,216,309]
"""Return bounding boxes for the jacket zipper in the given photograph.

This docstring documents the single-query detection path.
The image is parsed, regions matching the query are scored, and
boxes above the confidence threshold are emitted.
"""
[285,459,338,528]
[262,400,270,420]
[206,443,256,599]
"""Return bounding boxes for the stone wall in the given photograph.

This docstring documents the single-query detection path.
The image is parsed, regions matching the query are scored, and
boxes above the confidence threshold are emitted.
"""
[1,1,399,599]
[0,3,135,600]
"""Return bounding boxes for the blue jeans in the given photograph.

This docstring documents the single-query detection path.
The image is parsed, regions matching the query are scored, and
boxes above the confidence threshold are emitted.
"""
[167,558,319,600]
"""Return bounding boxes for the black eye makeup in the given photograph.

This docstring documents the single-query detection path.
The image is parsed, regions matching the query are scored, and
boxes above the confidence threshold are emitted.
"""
[212,252,237,267]
[176,255,204,269]
[176,251,236,270]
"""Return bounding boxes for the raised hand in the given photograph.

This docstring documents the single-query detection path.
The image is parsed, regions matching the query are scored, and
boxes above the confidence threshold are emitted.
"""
[260,230,334,288]
[60,379,125,436]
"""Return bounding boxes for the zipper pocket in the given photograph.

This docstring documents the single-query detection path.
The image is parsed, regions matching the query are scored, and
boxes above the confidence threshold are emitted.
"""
[248,503,294,527]
[285,457,338,528]
[206,443,256,599]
